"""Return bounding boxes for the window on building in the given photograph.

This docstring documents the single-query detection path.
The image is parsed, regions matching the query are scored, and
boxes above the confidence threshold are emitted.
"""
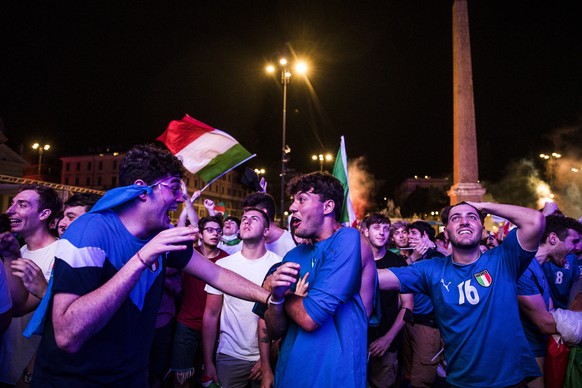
[76,162,81,171]
[98,161,103,170]
[113,160,117,170]
[111,176,117,187]
[65,163,70,172]
[87,162,92,170]
[75,177,80,186]
[97,176,102,186]
[64,177,69,185]
[86,177,91,186]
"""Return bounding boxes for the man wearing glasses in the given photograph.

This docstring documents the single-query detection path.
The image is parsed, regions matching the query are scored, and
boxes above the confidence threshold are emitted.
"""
[31,144,270,387]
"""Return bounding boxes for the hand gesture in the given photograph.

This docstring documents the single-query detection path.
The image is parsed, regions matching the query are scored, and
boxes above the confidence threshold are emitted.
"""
[0,232,20,260]
[203,362,220,386]
[270,262,300,300]
[249,359,262,381]
[10,258,48,299]
[294,272,310,297]
[203,199,215,216]
[259,177,268,193]
[368,334,392,357]
[138,227,198,267]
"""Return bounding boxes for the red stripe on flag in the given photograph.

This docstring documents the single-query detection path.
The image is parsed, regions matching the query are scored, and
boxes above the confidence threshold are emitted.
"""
[156,114,215,154]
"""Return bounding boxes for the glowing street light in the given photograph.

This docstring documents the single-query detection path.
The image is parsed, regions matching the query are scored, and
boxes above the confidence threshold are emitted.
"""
[311,153,333,172]
[266,55,309,226]
[32,143,50,178]
[254,168,266,176]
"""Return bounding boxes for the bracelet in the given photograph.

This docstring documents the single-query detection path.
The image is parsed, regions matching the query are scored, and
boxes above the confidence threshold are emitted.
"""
[136,251,148,268]
[268,294,285,305]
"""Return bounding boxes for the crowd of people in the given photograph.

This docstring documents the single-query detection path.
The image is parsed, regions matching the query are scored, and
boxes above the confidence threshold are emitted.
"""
[1,143,582,388]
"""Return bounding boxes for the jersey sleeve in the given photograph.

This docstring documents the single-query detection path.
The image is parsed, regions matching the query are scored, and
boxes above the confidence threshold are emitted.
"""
[52,216,111,296]
[167,240,194,270]
[517,265,541,296]
[302,228,363,326]
[390,261,431,295]
[504,228,537,278]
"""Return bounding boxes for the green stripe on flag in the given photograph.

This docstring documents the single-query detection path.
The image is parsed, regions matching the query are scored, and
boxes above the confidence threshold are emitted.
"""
[197,144,252,183]
[333,148,351,225]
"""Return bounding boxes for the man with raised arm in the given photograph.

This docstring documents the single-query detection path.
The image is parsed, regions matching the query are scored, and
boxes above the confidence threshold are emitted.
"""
[378,201,546,387]
[31,144,269,387]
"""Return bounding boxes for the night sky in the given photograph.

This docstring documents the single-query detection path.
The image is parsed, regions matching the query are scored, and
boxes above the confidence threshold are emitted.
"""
[1,1,581,201]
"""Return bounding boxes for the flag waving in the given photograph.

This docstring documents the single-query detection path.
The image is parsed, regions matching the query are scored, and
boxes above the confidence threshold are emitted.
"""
[332,136,357,227]
[157,115,255,187]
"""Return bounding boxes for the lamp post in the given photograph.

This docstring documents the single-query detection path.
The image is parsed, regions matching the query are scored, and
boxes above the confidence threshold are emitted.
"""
[311,153,333,172]
[32,143,50,179]
[266,57,308,227]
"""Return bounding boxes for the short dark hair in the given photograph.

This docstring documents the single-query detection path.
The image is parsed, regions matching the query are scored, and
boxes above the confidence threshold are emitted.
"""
[287,172,344,221]
[365,213,391,228]
[409,220,436,241]
[199,215,224,231]
[543,215,582,242]
[18,184,62,225]
[64,193,102,212]
[242,192,276,221]
[441,202,486,226]
[224,215,241,228]
[243,207,270,228]
[119,144,185,186]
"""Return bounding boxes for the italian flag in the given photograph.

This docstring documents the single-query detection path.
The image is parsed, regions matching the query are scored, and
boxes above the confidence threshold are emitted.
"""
[157,115,255,187]
[332,136,357,227]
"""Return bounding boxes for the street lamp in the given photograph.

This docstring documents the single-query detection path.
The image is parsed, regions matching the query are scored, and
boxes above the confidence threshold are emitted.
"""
[32,143,50,178]
[311,153,333,172]
[254,168,266,176]
[266,56,308,226]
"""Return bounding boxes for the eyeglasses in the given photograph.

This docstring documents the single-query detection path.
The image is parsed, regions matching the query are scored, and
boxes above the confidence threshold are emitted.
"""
[151,179,183,198]
[203,227,222,235]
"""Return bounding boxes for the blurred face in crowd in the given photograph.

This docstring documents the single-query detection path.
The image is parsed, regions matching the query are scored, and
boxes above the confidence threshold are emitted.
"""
[392,227,409,249]
[58,205,88,237]
[366,222,390,249]
[549,229,581,267]
[407,228,424,248]
[6,190,48,238]
[201,221,222,248]
[223,219,239,237]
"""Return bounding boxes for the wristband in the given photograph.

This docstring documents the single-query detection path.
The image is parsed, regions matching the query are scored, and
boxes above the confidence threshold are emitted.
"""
[268,294,285,305]
[136,251,148,268]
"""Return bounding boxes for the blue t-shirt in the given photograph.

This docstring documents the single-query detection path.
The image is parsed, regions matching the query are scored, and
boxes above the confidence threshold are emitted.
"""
[391,229,540,387]
[518,258,552,356]
[542,254,581,309]
[275,227,367,388]
[33,210,192,386]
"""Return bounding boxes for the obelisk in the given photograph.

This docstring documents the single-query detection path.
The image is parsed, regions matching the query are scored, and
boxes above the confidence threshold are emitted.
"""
[448,0,486,204]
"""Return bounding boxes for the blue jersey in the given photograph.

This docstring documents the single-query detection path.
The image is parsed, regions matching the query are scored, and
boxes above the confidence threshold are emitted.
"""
[275,228,367,388]
[517,259,552,356]
[391,229,540,387]
[34,210,191,386]
[542,254,581,309]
